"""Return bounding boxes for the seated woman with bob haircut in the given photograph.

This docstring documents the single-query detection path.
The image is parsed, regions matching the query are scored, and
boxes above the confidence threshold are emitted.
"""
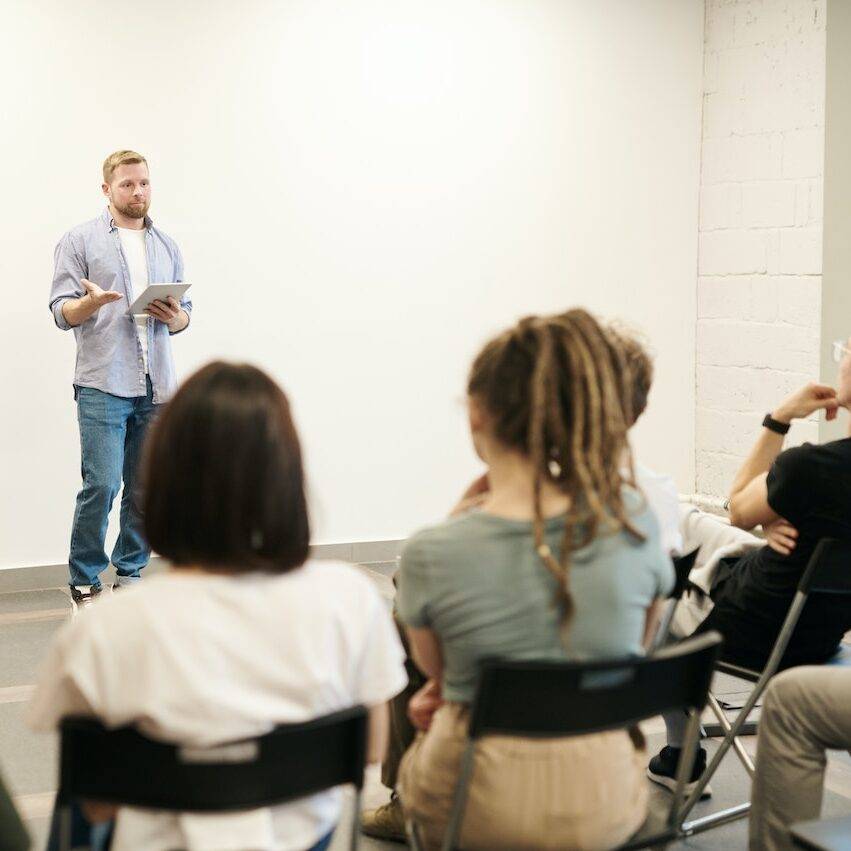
[395,309,674,851]
[29,362,407,851]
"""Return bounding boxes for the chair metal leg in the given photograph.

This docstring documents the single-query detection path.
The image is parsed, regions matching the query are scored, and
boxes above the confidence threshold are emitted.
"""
[706,693,755,777]
[350,788,361,851]
[440,741,476,851]
[397,788,423,851]
[58,804,72,851]
[681,802,751,836]
[702,720,758,737]
[678,597,814,838]
[676,591,808,827]
[679,699,753,839]
[668,710,702,829]
[677,693,757,823]
[406,817,425,851]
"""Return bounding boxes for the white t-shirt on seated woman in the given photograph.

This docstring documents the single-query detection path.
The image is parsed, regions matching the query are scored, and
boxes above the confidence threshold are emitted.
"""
[28,561,407,851]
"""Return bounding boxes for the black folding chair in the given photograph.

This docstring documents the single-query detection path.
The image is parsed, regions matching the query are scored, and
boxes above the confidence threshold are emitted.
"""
[649,546,757,737]
[675,538,851,839]
[0,765,29,851]
[650,548,699,652]
[404,633,722,851]
[56,706,368,851]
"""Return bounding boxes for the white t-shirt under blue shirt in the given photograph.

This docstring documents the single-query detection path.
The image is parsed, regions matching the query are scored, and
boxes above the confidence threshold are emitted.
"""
[117,226,150,374]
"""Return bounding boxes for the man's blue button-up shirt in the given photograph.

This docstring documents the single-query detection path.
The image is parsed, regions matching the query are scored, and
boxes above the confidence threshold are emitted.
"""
[49,208,192,404]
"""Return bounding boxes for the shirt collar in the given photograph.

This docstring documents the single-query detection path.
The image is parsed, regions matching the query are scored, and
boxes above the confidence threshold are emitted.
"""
[102,206,154,232]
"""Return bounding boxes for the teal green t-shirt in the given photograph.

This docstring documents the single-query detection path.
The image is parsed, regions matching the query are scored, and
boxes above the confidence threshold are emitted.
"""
[396,489,674,703]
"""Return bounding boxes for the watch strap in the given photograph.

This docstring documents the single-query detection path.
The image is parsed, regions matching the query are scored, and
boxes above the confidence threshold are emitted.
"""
[762,413,791,435]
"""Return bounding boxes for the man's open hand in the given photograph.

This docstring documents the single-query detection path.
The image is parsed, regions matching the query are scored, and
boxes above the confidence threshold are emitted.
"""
[81,278,123,309]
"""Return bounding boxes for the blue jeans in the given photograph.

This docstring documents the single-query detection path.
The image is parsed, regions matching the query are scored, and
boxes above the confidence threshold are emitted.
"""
[69,377,159,588]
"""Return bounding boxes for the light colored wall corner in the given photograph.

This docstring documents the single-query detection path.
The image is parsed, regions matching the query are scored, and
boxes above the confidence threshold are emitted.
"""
[820,0,851,444]
[695,0,827,500]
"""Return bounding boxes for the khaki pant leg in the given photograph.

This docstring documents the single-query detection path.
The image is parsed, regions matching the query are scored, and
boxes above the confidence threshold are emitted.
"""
[399,705,648,851]
[750,667,851,851]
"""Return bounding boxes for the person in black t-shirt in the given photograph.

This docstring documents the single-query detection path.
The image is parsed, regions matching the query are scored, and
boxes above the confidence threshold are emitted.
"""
[648,355,851,798]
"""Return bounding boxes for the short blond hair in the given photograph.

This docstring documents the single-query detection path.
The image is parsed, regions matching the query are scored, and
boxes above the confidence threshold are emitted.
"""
[103,150,148,183]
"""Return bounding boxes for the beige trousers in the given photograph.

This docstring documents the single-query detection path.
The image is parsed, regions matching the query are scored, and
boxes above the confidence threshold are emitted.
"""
[750,666,851,851]
[398,703,648,851]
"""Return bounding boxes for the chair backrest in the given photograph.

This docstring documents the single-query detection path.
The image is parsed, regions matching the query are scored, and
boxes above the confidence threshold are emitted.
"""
[798,538,851,596]
[466,632,721,740]
[670,548,699,599]
[58,706,367,812]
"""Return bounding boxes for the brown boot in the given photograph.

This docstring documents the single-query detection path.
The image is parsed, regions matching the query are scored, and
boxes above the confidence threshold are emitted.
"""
[361,793,407,843]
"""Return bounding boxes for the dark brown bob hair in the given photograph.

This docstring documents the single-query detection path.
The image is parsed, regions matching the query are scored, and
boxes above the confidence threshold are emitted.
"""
[142,361,310,573]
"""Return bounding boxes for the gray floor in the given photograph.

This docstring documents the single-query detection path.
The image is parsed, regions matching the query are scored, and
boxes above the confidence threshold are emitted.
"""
[2,570,850,851]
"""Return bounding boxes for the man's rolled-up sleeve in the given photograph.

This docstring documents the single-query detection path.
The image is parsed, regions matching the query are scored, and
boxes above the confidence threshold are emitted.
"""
[49,233,86,331]
[170,242,192,335]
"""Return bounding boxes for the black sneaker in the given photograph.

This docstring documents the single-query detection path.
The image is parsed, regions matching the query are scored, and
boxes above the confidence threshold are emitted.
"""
[70,585,102,614]
[647,745,712,799]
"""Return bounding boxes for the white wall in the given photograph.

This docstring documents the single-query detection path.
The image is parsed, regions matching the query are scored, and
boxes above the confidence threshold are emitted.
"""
[0,0,703,570]
[695,0,826,498]
[820,0,851,443]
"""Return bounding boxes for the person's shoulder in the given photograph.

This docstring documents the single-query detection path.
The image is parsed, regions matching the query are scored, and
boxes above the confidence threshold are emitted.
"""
[806,437,851,462]
[403,513,483,558]
[779,438,851,484]
[634,462,678,494]
[148,222,180,251]
[292,561,392,635]
[621,483,655,520]
[631,464,681,543]
[620,484,662,540]
[61,214,104,244]
[775,439,849,473]
[293,559,384,601]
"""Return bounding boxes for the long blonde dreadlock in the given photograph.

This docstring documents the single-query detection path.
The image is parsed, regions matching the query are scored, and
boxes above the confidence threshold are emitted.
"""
[467,308,644,637]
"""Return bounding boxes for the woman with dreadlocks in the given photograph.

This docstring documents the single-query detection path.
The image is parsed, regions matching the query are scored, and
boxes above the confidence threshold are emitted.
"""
[393,309,674,850]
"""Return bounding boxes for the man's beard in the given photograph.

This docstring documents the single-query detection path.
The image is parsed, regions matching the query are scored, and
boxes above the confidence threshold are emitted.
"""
[114,199,149,220]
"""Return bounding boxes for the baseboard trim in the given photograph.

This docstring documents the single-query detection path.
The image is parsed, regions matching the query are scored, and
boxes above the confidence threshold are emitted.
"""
[0,540,405,594]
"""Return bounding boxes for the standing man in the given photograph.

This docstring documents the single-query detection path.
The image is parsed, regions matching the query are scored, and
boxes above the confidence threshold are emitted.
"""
[49,150,192,610]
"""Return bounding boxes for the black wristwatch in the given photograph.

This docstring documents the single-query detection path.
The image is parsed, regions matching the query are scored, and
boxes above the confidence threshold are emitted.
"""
[762,413,791,435]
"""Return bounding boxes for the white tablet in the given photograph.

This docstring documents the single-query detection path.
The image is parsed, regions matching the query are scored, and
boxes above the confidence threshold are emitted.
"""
[127,283,191,316]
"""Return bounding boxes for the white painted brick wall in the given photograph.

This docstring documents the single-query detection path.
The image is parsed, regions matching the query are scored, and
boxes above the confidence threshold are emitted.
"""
[695,0,825,499]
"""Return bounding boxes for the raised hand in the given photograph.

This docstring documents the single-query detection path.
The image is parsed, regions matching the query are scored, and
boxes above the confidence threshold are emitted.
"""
[81,278,123,309]
[773,382,839,423]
